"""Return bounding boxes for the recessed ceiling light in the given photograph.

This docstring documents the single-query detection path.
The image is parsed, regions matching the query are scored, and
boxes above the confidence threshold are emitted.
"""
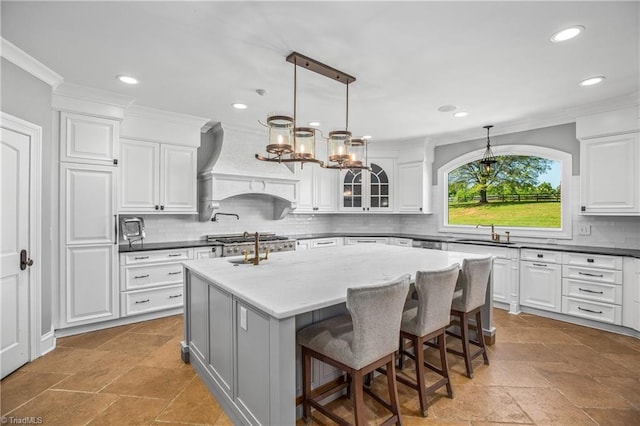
[362,135,372,140]
[453,111,468,118]
[309,121,320,127]
[579,76,606,86]
[232,103,248,109]
[550,25,584,43]
[438,105,458,112]
[116,75,138,85]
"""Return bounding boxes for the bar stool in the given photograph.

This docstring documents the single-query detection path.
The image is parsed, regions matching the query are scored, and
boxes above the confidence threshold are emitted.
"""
[297,275,410,425]
[396,264,460,416]
[446,257,493,378]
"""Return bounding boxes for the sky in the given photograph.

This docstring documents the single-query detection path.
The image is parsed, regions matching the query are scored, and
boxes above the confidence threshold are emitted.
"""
[537,161,561,188]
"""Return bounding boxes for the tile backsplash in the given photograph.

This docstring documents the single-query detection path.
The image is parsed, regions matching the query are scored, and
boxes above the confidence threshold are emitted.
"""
[137,181,639,249]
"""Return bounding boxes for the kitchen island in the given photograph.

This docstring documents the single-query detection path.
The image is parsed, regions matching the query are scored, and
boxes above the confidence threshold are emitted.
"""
[182,244,491,425]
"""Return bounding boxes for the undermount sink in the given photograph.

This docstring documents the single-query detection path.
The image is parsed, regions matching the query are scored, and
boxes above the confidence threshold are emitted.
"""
[454,239,516,246]
[227,258,252,265]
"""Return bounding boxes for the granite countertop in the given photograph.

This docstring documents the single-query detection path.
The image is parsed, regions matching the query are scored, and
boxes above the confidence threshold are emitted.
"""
[118,240,221,253]
[183,244,486,319]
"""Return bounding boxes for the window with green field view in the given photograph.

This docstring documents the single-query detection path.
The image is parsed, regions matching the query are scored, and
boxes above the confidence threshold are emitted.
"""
[447,155,561,228]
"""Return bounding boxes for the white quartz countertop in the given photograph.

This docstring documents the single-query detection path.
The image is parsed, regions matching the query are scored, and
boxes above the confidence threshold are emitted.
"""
[183,244,487,319]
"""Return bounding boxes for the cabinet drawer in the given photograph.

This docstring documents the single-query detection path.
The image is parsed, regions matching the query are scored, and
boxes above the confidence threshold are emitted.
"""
[562,265,622,284]
[562,252,622,270]
[345,237,389,245]
[123,263,184,290]
[311,238,341,249]
[562,297,621,325]
[121,284,183,316]
[520,249,562,264]
[122,248,192,265]
[562,278,622,305]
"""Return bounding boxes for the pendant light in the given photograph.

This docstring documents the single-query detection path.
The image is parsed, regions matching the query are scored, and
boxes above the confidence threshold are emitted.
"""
[480,125,497,173]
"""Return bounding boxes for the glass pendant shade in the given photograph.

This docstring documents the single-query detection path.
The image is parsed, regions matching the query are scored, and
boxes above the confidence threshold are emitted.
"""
[328,130,352,167]
[266,114,294,157]
[346,138,367,168]
[292,127,316,159]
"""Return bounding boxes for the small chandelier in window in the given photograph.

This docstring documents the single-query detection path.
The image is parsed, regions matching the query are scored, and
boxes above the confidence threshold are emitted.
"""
[480,125,497,172]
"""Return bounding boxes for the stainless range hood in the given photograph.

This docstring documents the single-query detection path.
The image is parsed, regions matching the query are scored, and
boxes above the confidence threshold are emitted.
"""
[197,123,299,221]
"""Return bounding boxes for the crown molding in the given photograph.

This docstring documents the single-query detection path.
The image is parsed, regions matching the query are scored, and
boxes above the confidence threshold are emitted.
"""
[1,38,63,88]
[53,82,135,119]
[125,104,210,129]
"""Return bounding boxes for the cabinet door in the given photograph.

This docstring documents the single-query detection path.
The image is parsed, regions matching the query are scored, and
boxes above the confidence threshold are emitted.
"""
[188,274,208,363]
[119,139,159,212]
[492,258,510,304]
[193,247,220,259]
[61,245,119,327]
[61,163,117,245]
[368,159,394,212]
[209,285,233,397]
[315,166,338,212]
[520,261,562,312]
[60,112,119,166]
[295,163,315,213]
[160,145,197,212]
[580,133,639,214]
[397,161,425,213]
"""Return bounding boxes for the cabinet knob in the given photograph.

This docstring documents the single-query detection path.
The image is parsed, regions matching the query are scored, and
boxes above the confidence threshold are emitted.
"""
[155,205,159,210]
[160,205,165,210]
[581,206,586,212]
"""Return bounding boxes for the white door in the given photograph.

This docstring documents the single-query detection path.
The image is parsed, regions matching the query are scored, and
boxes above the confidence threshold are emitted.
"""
[1,126,32,378]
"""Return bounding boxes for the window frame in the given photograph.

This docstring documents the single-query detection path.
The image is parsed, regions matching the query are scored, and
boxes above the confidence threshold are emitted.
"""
[438,145,573,239]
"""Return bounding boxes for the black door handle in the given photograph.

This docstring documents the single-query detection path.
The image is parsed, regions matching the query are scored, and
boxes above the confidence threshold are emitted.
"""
[20,249,34,270]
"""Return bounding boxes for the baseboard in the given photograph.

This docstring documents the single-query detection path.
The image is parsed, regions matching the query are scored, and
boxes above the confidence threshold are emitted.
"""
[40,328,56,356]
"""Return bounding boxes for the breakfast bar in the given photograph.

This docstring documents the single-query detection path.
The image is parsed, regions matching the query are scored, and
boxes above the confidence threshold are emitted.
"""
[181,244,492,425]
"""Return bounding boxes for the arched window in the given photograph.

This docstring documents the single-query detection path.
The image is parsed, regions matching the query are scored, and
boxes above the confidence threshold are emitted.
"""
[439,145,572,239]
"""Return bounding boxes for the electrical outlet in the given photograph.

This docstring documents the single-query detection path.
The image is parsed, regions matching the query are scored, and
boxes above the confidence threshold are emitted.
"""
[579,225,591,235]
[240,306,247,331]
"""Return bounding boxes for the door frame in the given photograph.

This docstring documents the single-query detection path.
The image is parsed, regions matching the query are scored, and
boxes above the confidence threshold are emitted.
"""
[1,111,43,361]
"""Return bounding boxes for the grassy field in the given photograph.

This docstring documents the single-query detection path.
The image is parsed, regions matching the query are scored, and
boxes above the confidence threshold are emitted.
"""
[448,201,561,228]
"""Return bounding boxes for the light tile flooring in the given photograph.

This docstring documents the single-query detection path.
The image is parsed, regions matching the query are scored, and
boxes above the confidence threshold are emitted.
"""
[1,310,639,425]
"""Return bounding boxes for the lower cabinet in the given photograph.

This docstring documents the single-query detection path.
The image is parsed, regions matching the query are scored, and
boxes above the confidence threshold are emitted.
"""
[119,248,192,317]
[344,237,389,245]
[622,258,640,331]
[520,260,562,312]
[297,237,343,250]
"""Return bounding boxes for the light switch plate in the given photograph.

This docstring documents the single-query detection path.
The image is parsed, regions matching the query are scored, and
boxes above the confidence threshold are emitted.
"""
[240,306,247,331]
[579,225,591,235]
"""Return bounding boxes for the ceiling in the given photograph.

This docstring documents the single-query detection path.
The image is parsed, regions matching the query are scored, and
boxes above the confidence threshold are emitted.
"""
[2,1,638,145]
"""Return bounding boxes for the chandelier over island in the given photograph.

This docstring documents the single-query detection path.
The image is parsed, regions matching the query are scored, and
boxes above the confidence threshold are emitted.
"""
[256,52,370,171]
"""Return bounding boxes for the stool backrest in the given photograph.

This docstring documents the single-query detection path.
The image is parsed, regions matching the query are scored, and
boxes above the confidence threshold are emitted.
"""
[457,256,493,312]
[414,264,460,335]
[347,274,410,367]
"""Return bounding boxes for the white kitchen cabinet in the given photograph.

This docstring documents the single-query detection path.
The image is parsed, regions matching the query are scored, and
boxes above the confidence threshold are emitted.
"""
[119,138,197,214]
[193,246,221,259]
[59,163,119,328]
[520,259,562,313]
[389,237,413,247]
[561,252,623,325]
[119,248,193,317]
[60,112,119,166]
[340,158,394,212]
[622,257,640,331]
[397,161,429,213]
[345,237,389,245]
[579,132,640,215]
[295,162,337,213]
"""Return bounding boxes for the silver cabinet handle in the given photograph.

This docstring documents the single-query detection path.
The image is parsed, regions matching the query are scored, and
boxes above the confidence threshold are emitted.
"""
[578,271,604,278]
[169,294,182,299]
[533,263,547,267]
[357,240,376,243]
[578,306,602,314]
[168,254,182,257]
[134,256,149,260]
[579,288,603,294]
[316,241,333,245]
[168,271,181,275]
[134,274,150,279]
[135,299,150,304]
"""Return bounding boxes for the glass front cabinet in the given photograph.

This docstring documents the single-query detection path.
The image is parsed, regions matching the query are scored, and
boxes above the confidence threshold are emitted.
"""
[340,158,394,212]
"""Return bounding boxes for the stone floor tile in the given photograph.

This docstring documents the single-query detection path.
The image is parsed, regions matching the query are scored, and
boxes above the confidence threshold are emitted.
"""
[0,371,69,415]
[20,347,107,375]
[582,408,640,425]
[486,342,560,363]
[100,365,195,399]
[127,314,183,336]
[95,332,173,355]
[545,343,635,377]
[51,351,138,392]
[156,376,223,424]
[535,371,633,409]
[88,395,169,425]
[593,375,640,408]
[56,324,134,349]
[139,337,185,369]
[470,361,551,387]
[507,387,596,425]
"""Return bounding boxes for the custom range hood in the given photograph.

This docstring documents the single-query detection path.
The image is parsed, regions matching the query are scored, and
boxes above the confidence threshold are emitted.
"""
[198,123,298,221]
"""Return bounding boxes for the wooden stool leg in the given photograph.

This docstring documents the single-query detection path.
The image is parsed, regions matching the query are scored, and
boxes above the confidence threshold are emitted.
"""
[476,310,489,365]
[385,356,402,426]
[439,333,454,398]
[353,371,365,426]
[414,336,428,417]
[460,312,473,378]
[398,335,405,370]
[302,348,312,422]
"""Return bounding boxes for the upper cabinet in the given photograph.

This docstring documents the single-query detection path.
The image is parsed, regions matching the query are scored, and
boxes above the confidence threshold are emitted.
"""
[295,139,337,213]
[60,112,119,166]
[397,160,429,213]
[577,107,640,215]
[118,105,209,215]
[119,139,197,213]
[340,158,394,213]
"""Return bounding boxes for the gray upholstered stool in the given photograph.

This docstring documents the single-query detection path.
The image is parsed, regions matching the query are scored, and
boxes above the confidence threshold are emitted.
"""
[446,256,493,378]
[297,275,410,426]
[397,264,460,416]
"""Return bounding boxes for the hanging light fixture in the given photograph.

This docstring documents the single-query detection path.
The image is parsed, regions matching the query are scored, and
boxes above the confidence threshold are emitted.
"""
[256,52,369,170]
[479,125,497,172]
